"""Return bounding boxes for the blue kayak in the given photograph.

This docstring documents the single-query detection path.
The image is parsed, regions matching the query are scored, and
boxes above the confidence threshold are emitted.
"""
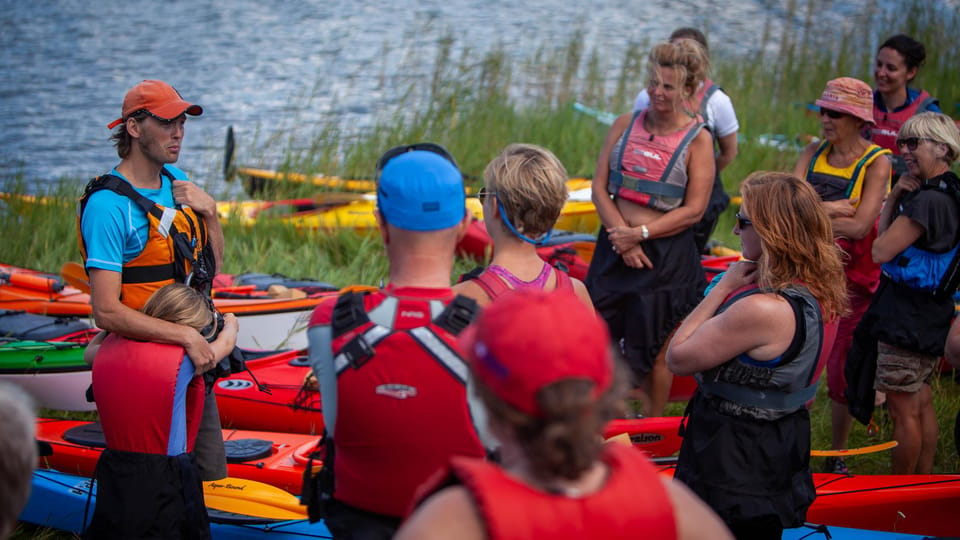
[782,523,929,540]
[21,469,333,539]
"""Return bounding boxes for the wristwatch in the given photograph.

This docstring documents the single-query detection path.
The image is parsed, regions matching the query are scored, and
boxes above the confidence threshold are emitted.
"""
[640,224,650,241]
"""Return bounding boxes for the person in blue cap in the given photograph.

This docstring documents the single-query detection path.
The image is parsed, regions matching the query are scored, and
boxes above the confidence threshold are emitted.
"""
[304,143,486,540]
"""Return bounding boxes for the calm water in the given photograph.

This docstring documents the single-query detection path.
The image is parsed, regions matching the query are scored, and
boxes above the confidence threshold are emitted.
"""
[0,0,926,192]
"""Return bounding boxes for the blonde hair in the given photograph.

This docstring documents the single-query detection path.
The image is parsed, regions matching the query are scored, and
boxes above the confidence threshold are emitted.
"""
[142,283,216,339]
[740,172,848,320]
[646,40,710,115]
[899,112,960,164]
[484,143,569,238]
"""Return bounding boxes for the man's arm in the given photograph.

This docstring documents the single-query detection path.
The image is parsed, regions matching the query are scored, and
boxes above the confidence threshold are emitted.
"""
[89,268,216,371]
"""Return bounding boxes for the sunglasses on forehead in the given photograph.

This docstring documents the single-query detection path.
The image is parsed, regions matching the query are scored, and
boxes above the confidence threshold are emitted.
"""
[896,137,938,152]
[375,142,459,181]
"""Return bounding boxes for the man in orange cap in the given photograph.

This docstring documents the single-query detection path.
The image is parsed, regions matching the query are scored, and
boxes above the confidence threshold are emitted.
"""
[77,79,227,481]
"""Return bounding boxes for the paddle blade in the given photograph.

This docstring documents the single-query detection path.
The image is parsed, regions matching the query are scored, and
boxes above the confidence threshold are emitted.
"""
[60,262,90,294]
[203,477,307,520]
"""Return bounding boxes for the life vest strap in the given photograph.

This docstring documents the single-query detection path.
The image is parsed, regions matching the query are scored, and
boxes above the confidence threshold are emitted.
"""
[701,379,820,412]
[120,262,176,284]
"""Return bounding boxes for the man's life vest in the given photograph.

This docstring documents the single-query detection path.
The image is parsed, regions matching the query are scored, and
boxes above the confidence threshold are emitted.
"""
[868,90,938,154]
[92,335,204,455]
[881,182,960,298]
[471,265,573,301]
[412,443,676,540]
[76,169,215,310]
[326,290,484,517]
[695,285,829,421]
[608,110,705,212]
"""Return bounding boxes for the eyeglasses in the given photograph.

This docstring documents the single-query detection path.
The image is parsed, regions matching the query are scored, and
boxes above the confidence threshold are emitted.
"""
[735,212,753,229]
[896,137,938,152]
[375,142,459,182]
[819,108,846,120]
[477,186,497,202]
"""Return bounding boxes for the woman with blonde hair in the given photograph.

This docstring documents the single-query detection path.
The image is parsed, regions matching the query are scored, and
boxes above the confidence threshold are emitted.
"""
[667,172,846,539]
[849,111,960,475]
[86,283,239,539]
[453,143,591,307]
[396,289,733,540]
[792,76,891,473]
[586,39,716,416]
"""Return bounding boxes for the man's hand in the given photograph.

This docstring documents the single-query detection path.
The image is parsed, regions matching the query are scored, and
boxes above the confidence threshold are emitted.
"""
[172,180,217,217]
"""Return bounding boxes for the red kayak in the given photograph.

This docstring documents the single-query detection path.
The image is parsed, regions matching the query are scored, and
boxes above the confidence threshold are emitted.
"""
[35,418,319,495]
[657,466,960,537]
[215,349,324,435]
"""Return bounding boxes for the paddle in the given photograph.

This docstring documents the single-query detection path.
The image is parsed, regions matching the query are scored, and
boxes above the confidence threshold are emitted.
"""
[60,261,91,294]
[202,477,307,520]
[645,440,899,466]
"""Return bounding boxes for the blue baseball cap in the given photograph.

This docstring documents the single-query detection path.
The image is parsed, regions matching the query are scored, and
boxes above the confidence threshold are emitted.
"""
[376,146,466,231]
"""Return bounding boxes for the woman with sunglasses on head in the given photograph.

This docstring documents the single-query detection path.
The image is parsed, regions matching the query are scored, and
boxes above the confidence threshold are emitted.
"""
[85,283,239,539]
[868,34,941,184]
[851,112,960,475]
[667,172,847,540]
[792,77,891,474]
[453,144,592,307]
[585,40,715,417]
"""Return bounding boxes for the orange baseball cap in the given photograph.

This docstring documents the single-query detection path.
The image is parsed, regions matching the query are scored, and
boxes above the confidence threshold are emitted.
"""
[107,80,203,129]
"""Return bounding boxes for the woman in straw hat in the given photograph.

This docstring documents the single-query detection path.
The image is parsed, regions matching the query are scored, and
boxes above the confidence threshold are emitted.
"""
[792,76,891,474]
[396,289,732,540]
[667,172,847,539]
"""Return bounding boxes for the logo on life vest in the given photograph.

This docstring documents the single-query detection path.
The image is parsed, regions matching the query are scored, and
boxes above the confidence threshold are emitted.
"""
[399,310,426,319]
[376,384,418,399]
[633,149,663,161]
[629,432,664,445]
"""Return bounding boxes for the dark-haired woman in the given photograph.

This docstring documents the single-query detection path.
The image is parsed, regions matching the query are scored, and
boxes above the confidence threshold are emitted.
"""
[396,289,732,540]
[869,34,942,183]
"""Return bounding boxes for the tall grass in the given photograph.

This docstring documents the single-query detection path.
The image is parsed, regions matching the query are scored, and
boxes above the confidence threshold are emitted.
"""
[2,9,959,536]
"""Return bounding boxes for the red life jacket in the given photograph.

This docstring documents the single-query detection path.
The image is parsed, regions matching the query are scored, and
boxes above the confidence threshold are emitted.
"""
[868,89,938,154]
[608,110,705,212]
[325,288,484,517]
[413,443,677,540]
[92,335,204,454]
[472,265,573,301]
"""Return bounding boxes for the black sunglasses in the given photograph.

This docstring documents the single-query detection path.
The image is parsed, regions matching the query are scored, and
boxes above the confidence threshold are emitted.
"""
[896,137,937,152]
[735,212,753,229]
[375,142,459,182]
[477,186,497,202]
[819,108,846,120]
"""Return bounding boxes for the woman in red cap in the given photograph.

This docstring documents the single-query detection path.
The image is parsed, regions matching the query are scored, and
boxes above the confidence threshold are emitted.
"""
[667,172,847,540]
[396,289,732,540]
[792,77,891,474]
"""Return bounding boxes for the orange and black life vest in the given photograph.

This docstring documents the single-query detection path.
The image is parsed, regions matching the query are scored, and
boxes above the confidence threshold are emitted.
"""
[76,170,215,310]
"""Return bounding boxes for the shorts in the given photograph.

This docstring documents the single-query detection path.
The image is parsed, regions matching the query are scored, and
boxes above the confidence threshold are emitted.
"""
[874,342,938,393]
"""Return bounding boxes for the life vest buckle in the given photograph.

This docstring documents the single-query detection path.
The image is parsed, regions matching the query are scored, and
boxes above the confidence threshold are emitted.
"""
[339,335,376,369]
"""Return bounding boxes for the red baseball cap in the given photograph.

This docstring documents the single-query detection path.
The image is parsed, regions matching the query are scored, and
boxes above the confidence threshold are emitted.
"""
[107,80,203,129]
[459,289,613,417]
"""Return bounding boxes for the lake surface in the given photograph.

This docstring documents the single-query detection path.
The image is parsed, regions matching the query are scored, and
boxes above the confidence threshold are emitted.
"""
[0,0,935,192]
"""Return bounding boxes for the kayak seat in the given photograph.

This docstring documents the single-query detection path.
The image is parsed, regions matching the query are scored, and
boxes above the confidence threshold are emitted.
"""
[224,438,273,462]
[288,355,310,367]
[63,422,107,448]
